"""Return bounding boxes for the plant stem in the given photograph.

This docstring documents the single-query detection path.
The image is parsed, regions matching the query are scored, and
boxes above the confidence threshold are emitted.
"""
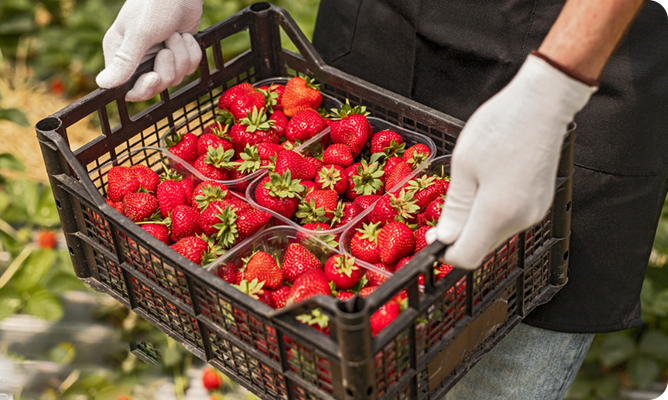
[0,244,34,289]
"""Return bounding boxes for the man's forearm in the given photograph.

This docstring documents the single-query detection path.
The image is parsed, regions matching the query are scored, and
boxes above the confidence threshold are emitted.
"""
[538,0,644,81]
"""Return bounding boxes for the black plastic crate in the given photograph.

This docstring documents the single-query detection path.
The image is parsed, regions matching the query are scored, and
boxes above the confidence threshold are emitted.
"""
[36,3,574,399]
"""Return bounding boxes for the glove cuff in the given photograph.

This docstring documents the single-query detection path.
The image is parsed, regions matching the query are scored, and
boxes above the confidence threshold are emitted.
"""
[530,50,599,87]
[174,0,204,10]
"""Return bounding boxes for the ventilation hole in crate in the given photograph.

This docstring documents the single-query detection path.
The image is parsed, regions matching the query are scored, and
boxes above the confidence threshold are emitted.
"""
[563,250,569,261]
[286,67,298,77]
[68,247,74,256]
[566,201,572,212]
[65,114,104,154]
[129,95,165,122]
[221,29,252,64]
[280,26,302,56]
[55,199,61,209]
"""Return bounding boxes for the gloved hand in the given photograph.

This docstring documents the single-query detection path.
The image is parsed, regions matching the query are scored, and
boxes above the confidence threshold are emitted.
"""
[96,0,203,101]
[426,53,597,269]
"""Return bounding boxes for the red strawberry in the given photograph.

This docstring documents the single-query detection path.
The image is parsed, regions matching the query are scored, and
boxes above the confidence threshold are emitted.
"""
[286,269,331,306]
[217,262,239,284]
[282,243,323,283]
[229,107,279,154]
[105,198,124,213]
[402,144,431,168]
[330,101,372,157]
[435,263,454,282]
[170,205,202,241]
[236,208,271,240]
[435,176,451,194]
[197,125,234,157]
[179,175,198,199]
[259,83,285,113]
[130,165,159,193]
[337,291,355,301]
[366,262,395,286]
[301,180,316,193]
[371,301,400,336]
[157,179,189,218]
[407,176,446,213]
[192,147,236,181]
[353,194,382,212]
[254,172,305,219]
[166,132,199,164]
[140,223,170,244]
[350,222,382,264]
[269,110,288,137]
[123,192,158,222]
[371,190,420,225]
[377,221,415,265]
[305,157,324,174]
[219,83,266,120]
[296,308,330,335]
[325,254,361,290]
[234,278,273,307]
[270,284,291,309]
[424,196,445,224]
[414,225,431,253]
[385,161,413,192]
[199,201,239,247]
[171,235,208,265]
[285,109,327,141]
[345,158,385,201]
[296,189,338,224]
[383,156,404,178]
[107,166,140,202]
[202,368,222,391]
[191,181,229,211]
[371,130,405,157]
[359,286,378,297]
[316,164,348,195]
[282,76,322,117]
[244,251,283,289]
[322,144,353,168]
[274,150,316,180]
[331,200,362,229]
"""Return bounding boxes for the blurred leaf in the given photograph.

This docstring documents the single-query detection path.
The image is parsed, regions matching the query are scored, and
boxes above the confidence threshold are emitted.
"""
[3,178,39,224]
[594,375,621,400]
[49,342,76,364]
[654,216,668,255]
[0,153,25,172]
[34,185,60,227]
[639,330,668,362]
[13,249,57,292]
[0,286,21,321]
[652,289,668,316]
[598,332,636,368]
[567,378,593,399]
[24,289,63,321]
[44,272,84,293]
[163,343,183,367]
[0,107,29,126]
[628,356,660,389]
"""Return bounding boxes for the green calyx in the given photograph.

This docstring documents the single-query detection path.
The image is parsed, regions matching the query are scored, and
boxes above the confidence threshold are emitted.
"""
[238,144,262,174]
[198,233,225,265]
[407,176,436,192]
[240,106,275,133]
[216,110,236,128]
[335,255,358,278]
[298,73,321,91]
[263,171,305,199]
[383,139,406,158]
[390,189,420,222]
[258,85,281,114]
[204,147,238,170]
[352,158,385,195]
[296,199,329,225]
[317,165,342,191]
[212,206,239,248]
[164,132,186,148]
[407,150,429,168]
[195,186,229,211]
[329,99,370,121]
[296,308,329,329]
[329,200,346,227]
[159,164,183,183]
[356,222,381,244]
[234,278,265,300]
[210,121,232,139]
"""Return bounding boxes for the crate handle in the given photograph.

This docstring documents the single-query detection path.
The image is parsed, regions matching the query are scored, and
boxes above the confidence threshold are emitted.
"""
[266,3,326,69]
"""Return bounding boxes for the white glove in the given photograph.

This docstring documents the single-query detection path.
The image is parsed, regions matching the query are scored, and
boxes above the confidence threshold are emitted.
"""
[96,0,203,101]
[426,54,597,269]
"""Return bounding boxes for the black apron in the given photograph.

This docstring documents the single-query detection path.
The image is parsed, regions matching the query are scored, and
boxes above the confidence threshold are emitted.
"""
[313,0,668,333]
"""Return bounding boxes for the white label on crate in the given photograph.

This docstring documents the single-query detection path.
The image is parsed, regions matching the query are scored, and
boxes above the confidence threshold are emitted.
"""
[652,0,668,14]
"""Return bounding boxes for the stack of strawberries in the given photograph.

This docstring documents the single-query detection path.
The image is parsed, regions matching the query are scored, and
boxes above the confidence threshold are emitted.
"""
[103,163,270,267]
[251,101,433,239]
[165,75,329,193]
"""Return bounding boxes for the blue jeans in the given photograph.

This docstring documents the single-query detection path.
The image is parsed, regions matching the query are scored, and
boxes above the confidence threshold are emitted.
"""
[443,323,594,400]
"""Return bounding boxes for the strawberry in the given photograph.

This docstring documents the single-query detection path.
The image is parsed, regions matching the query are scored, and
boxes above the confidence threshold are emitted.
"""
[282,243,322,283]
[414,225,431,253]
[359,286,378,297]
[330,101,372,157]
[330,200,362,229]
[337,291,355,301]
[107,166,140,202]
[286,269,331,306]
[315,164,348,195]
[424,196,445,224]
[402,144,431,168]
[130,165,160,193]
[199,202,239,247]
[350,222,382,264]
[274,150,316,180]
[305,157,324,174]
[202,368,222,391]
[285,109,327,141]
[407,176,446,213]
[191,181,229,211]
[192,147,237,181]
[234,278,273,307]
[157,178,189,218]
[383,156,404,178]
[296,189,338,224]
[300,180,316,193]
[141,223,170,244]
[296,308,330,335]
[282,75,323,117]
[371,301,400,336]
[346,157,385,201]
[270,284,290,309]
[259,83,285,113]
[269,110,288,137]
[244,251,283,289]
[169,205,202,241]
[197,123,234,157]
[166,132,199,164]
[371,190,420,225]
[322,143,353,168]
[229,107,279,154]
[366,262,395,286]
[236,208,271,240]
[435,263,454,282]
[385,161,413,192]
[325,254,361,290]
[377,221,416,265]
[435,176,450,194]
[105,198,124,213]
[218,83,266,120]
[217,262,239,284]
[171,235,208,265]
[123,192,158,222]
[254,171,305,219]
[371,130,405,157]
[353,194,382,212]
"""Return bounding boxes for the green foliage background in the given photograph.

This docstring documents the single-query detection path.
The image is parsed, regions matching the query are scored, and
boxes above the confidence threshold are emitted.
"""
[1,0,668,399]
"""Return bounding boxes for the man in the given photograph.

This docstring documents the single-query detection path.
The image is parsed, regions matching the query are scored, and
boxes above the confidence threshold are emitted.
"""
[97,0,668,398]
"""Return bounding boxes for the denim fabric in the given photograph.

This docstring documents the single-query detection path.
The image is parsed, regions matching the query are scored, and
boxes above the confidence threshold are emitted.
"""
[443,323,594,400]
